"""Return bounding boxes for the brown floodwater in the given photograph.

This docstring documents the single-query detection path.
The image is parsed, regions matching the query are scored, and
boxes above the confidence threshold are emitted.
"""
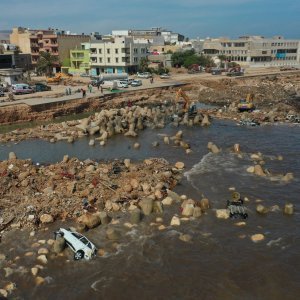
[0,119,299,300]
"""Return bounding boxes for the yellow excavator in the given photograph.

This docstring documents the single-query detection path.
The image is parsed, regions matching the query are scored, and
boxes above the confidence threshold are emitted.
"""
[46,72,73,84]
[175,88,191,111]
[237,93,255,112]
[175,88,197,116]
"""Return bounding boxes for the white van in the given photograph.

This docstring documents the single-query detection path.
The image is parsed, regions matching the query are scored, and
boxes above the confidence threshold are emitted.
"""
[12,84,34,95]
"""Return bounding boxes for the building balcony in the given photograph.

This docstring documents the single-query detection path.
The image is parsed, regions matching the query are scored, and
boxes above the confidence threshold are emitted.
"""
[43,34,57,39]
[71,58,85,62]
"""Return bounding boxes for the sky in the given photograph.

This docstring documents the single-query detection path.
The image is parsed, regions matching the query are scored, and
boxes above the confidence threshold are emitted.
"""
[0,0,299,39]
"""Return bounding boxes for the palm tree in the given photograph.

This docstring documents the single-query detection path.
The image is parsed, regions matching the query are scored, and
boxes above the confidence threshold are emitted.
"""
[36,52,58,76]
[218,54,227,68]
[138,57,149,72]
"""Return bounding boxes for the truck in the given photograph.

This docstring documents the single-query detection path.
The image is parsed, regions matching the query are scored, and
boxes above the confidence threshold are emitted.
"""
[97,73,128,82]
[101,80,118,90]
[227,66,244,77]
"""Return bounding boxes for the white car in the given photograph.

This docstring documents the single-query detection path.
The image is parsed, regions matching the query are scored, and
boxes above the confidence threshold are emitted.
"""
[54,228,97,260]
[131,80,142,87]
[160,73,171,79]
[117,80,129,88]
[137,72,151,78]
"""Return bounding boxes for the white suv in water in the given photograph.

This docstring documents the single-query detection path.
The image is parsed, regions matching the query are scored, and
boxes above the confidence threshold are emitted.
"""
[55,228,97,260]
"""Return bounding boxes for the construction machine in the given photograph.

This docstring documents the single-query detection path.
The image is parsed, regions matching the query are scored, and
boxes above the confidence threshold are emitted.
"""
[237,93,255,112]
[175,88,197,116]
[227,65,244,77]
[46,72,73,84]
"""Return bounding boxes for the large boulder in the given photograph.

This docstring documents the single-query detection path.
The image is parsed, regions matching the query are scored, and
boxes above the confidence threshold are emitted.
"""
[162,196,173,206]
[251,234,265,243]
[139,198,153,215]
[130,208,141,224]
[215,209,229,219]
[170,215,181,226]
[167,190,181,202]
[8,152,17,160]
[254,165,266,176]
[52,236,66,254]
[40,214,54,224]
[77,213,101,229]
[284,203,294,215]
[175,162,185,170]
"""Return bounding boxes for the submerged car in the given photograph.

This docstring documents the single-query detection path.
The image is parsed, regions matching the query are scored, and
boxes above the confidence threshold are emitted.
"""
[54,228,97,260]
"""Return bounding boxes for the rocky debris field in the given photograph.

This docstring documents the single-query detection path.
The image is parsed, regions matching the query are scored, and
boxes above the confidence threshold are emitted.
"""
[0,154,183,234]
[187,73,300,107]
[183,73,300,121]
[0,103,211,143]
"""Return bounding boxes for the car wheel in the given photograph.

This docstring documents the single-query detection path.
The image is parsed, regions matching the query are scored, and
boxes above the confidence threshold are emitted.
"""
[74,250,84,260]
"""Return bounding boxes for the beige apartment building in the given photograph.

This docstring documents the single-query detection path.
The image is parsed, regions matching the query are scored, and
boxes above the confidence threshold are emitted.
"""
[10,27,59,67]
[202,36,300,67]
[10,27,90,70]
[90,36,149,75]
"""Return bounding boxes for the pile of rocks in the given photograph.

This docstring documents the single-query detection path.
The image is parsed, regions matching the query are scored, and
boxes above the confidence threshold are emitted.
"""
[0,153,184,234]
[0,104,210,143]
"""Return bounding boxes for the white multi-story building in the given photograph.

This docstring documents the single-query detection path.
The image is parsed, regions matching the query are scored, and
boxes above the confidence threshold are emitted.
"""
[90,36,149,75]
[112,28,185,46]
[202,36,300,67]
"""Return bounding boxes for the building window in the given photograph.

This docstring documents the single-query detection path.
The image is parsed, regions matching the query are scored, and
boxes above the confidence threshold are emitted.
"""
[99,49,102,54]
[115,49,118,54]
[107,58,111,63]
[134,48,138,54]
[116,58,119,63]
[99,58,102,63]
[134,57,138,62]
[107,49,110,54]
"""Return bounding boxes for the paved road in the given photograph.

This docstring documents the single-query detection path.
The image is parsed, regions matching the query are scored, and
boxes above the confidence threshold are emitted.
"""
[0,80,184,108]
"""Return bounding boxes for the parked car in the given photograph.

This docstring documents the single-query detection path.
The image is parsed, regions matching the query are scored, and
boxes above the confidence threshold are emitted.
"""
[121,78,134,85]
[117,80,129,88]
[11,84,35,95]
[226,71,244,77]
[32,82,51,92]
[131,80,142,87]
[211,68,222,75]
[160,73,171,79]
[137,72,151,79]
[54,228,97,261]
[90,79,102,87]
[80,73,90,77]
[0,84,9,92]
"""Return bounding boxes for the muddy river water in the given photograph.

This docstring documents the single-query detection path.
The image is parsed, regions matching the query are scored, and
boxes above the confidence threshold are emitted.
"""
[0,119,300,299]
